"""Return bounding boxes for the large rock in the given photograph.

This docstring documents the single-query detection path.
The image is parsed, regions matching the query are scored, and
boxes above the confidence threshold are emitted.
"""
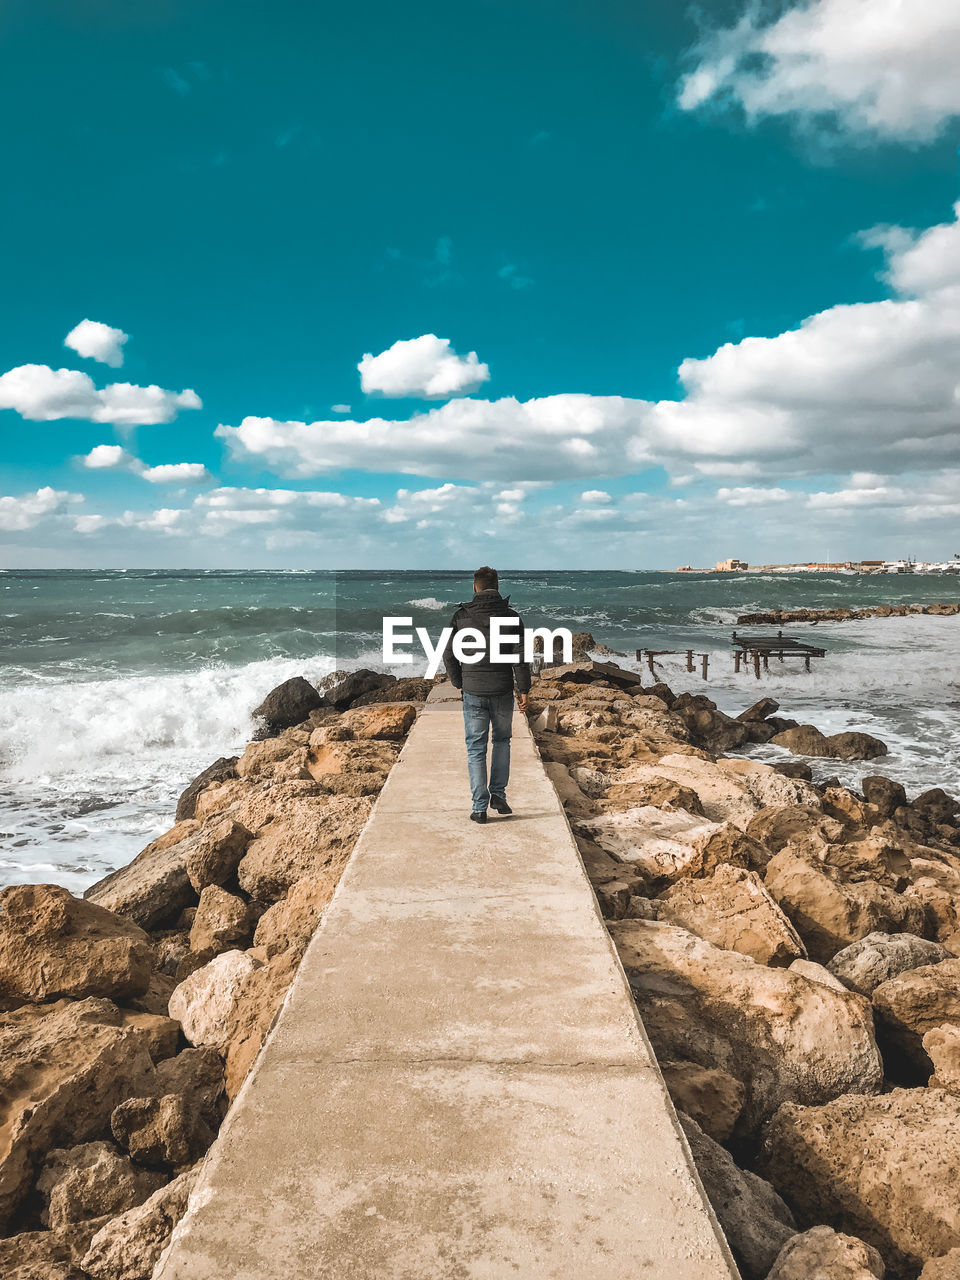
[85,821,200,930]
[872,959,960,1071]
[251,675,323,737]
[81,1166,198,1280]
[0,884,153,1007]
[339,702,417,740]
[828,932,952,997]
[609,920,882,1135]
[175,756,238,822]
[656,864,806,966]
[168,949,260,1051]
[188,885,253,958]
[183,818,253,892]
[766,1226,885,1279]
[762,1089,960,1278]
[0,998,157,1229]
[924,1025,960,1093]
[111,1093,214,1168]
[677,1111,796,1279]
[764,848,926,963]
[37,1141,164,1231]
[236,793,371,901]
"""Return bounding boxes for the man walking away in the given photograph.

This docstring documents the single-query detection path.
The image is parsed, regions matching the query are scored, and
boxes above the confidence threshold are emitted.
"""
[442,566,531,823]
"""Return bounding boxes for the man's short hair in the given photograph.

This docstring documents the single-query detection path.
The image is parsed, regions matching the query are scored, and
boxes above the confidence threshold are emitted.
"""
[473,565,499,591]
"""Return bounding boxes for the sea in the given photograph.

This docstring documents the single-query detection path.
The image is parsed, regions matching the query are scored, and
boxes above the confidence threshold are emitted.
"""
[1,568,959,893]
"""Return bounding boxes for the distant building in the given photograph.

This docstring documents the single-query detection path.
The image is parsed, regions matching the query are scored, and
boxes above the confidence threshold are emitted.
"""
[715,557,748,571]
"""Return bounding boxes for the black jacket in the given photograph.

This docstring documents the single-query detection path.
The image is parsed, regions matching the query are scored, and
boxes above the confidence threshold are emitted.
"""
[442,590,532,695]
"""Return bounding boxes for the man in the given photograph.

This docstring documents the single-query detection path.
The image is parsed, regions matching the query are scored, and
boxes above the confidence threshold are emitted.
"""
[442,566,531,824]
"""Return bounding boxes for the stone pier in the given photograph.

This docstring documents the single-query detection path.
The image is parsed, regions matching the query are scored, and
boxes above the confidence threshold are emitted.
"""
[156,686,739,1279]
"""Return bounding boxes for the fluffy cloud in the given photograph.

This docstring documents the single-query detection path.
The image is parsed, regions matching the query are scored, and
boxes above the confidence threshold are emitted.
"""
[64,319,128,367]
[81,445,209,484]
[0,486,81,531]
[678,0,960,141]
[358,334,490,398]
[0,365,201,425]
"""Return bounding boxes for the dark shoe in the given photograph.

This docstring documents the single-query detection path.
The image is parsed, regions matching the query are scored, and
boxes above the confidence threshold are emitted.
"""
[489,794,512,815]
[470,810,487,824]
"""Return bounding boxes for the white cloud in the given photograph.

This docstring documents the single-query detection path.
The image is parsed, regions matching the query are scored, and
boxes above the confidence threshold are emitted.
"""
[580,490,612,504]
[81,445,209,484]
[0,486,80,531]
[64,319,129,368]
[358,334,490,398]
[678,0,960,141]
[0,364,202,425]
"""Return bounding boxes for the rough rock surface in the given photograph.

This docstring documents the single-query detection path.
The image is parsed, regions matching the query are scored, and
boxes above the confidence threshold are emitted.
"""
[81,1166,198,1280]
[766,1226,885,1279]
[85,821,200,930]
[0,998,157,1229]
[656,864,806,966]
[0,884,153,1007]
[764,848,926,963]
[762,1088,960,1278]
[168,949,261,1050]
[872,959,960,1071]
[678,1110,796,1279]
[609,920,882,1135]
[829,933,952,997]
[251,675,323,737]
[37,1141,165,1230]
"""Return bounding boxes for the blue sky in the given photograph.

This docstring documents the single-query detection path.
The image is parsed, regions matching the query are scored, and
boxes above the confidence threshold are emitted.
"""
[3,0,960,568]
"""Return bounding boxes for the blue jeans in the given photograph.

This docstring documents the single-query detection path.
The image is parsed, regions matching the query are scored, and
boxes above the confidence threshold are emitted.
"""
[461,691,513,812]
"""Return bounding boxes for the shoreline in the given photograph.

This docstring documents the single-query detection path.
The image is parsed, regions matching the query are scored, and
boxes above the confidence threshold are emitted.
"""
[1,660,960,1276]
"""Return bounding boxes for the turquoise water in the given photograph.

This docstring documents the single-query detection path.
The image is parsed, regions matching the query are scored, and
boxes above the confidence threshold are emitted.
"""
[2,568,959,890]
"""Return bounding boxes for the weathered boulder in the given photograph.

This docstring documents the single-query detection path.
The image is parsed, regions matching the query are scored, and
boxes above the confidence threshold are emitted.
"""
[111,1093,214,1168]
[175,755,238,822]
[236,794,371,901]
[252,872,339,959]
[656,864,806,966]
[168,949,260,1050]
[81,1166,198,1280]
[766,1226,885,1280]
[339,702,416,740]
[251,675,323,737]
[318,668,394,711]
[921,1248,960,1278]
[772,726,888,760]
[37,1141,165,1231]
[609,920,882,1135]
[659,1059,745,1141]
[183,818,253,893]
[188,885,254,958]
[862,776,908,820]
[0,998,157,1229]
[678,1111,796,1279]
[670,692,750,751]
[85,821,200,930]
[872,959,960,1071]
[0,884,153,1007]
[828,932,952,997]
[764,848,926,963]
[924,1025,960,1094]
[761,1089,960,1278]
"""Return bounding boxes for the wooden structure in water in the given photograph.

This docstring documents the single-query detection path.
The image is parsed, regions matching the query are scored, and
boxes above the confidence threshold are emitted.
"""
[732,629,826,678]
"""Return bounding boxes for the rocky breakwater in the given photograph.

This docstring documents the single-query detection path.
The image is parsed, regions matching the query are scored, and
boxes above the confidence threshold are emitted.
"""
[738,603,959,625]
[0,668,426,1280]
[529,661,960,1280]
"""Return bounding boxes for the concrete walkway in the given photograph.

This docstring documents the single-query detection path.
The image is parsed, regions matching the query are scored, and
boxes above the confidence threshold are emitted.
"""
[157,688,739,1280]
